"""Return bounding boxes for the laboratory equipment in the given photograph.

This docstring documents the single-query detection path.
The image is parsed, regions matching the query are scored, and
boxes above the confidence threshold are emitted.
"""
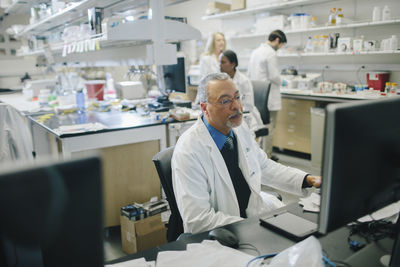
[208,228,239,248]
[115,81,146,100]
[22,79,57,98]
[366,72,390,91]
[85,80,105,100]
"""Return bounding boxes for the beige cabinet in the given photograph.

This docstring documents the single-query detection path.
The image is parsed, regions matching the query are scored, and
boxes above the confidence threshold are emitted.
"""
[273,98,315,154]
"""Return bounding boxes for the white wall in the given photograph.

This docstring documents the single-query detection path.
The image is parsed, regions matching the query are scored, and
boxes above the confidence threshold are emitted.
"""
[168,0,400,84]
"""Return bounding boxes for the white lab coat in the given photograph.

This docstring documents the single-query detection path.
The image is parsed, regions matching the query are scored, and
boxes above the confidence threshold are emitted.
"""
[172,117,307,234]
[232,70,263,132]
[195,54,221,104]
[248,43,282,111]
[199,54,220,78]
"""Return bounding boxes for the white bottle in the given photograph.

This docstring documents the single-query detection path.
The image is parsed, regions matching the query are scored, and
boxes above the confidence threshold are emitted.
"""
[390,35,398,51]
[382,5,391,21]
[372,6,382,22]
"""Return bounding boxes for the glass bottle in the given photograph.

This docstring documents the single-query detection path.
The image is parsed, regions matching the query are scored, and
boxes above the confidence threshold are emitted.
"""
[311,16,317,27]
[329,8,337,26]
[391,82,399,95]
[313,35,320,52]
[385,82,391,95]
[336,8,344,25]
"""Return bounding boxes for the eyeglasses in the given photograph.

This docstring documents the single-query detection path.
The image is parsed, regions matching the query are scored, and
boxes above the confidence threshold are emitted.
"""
[210,94,244,106]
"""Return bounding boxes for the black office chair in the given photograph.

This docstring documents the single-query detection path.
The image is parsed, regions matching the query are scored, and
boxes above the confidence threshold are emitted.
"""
[152,146,184,242]
[251,81,271,138]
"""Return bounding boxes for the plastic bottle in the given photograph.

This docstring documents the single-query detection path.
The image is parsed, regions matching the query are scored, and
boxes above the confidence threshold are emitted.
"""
[305,36,313,52]
[75,88,85,113]
[328,8,337,26]
[382,5,391,21]
[336,8,344,25]
[372,6,382,22]
[311,16,317,27]
[390,35,398,51]
[384,82,391,95]
[392,82,399,95]
[320,35,329,52]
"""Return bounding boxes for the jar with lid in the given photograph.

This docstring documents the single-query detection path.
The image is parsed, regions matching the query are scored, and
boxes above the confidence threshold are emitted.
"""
[38,89,51,106]
[392,82,399,95]
[320,35,329,52]
[328,8,337,26]
[313,35,320,52]
[336,8,344,25]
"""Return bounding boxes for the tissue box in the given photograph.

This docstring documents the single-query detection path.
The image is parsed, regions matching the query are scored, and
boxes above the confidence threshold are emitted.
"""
[207,2,231,15]
[120,213,167,254]
[231,0,246,11]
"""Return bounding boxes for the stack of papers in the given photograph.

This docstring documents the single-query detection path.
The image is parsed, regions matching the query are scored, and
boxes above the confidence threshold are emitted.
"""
[54,122,108,134]
[299,192,320,212]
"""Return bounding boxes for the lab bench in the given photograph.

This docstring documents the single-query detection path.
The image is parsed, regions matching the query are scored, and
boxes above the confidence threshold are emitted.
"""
[28,110,168,227]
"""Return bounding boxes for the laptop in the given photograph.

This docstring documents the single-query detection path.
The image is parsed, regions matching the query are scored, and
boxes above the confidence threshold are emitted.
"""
[259,206,318,241]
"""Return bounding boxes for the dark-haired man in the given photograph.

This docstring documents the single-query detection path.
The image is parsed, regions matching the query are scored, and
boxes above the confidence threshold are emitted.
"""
[248,30,287,160]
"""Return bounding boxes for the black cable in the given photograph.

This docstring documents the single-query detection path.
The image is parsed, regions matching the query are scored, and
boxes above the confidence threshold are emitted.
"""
[238,243,260,256]
[356,65,365,85]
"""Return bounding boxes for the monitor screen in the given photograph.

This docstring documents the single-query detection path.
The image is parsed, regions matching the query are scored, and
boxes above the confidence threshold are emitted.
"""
[318,97,400,235]
[162,57,186,93]
[0,156,104,267]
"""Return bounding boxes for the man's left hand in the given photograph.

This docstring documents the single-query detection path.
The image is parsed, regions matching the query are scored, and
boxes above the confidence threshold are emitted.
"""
[306,175,321,188]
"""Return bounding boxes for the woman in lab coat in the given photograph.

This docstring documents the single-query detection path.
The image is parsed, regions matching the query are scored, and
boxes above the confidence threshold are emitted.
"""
[219,50,263,134]
[194,32,226,103]
[200,32,226,77]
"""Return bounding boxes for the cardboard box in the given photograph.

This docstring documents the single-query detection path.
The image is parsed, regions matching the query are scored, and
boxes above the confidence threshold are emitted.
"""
[120,213,167,254]
[231,0,246,11]
[206,1,231,15]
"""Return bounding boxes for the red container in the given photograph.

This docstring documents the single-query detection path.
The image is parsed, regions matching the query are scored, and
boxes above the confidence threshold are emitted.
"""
[85,80,105,100]
[366,72,390,92]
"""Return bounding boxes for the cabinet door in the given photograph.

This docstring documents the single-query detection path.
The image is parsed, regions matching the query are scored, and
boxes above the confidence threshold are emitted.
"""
[273,98,315,154]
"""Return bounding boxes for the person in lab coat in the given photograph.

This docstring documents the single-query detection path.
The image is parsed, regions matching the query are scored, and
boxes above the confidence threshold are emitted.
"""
[247,30,287,160]
[172,73,321,234]
[219,49,263,134]
[194,32,226,104]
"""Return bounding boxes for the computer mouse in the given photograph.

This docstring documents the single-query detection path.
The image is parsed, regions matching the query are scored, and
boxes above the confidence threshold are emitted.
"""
[208,228,239,248]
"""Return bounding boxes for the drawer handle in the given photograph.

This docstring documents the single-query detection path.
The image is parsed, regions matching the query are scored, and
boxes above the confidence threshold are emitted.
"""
[288,129,295,133]
[287,142,295,146]
[288,112,296,116]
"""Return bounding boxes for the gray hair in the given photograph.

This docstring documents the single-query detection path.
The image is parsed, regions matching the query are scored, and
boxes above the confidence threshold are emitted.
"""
[197,72,231,103]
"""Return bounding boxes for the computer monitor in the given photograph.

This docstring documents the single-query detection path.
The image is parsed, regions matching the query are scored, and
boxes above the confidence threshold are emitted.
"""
[162,57,186,93]
[318,97,400,265]
[0,156,104,267]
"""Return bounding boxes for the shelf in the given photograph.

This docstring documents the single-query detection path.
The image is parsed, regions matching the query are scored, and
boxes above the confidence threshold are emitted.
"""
[229,18,400,40]
[15,0,95,37]
[202,0,332,20]
[277,50,400,57]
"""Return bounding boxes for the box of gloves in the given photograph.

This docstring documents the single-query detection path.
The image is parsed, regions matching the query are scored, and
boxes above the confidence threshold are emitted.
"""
[120,199,169,254]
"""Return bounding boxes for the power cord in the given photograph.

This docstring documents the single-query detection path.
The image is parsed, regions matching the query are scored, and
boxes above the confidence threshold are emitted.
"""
[347,219,396,252]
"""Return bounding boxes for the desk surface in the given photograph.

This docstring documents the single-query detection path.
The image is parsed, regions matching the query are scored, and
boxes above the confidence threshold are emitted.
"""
[28,110,164,138]
[108,203,394,266]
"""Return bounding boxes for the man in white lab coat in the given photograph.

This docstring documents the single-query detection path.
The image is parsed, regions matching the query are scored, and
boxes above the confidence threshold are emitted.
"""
[248,30,287,160]
[172,73,321,234]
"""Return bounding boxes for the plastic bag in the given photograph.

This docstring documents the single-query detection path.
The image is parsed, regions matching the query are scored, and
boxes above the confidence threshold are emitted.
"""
[267,236,323,267]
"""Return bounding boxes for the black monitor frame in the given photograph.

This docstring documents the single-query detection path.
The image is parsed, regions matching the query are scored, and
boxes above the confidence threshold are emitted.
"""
[0,156,104,267]
[162,57,186,94]
[318,97,400,266]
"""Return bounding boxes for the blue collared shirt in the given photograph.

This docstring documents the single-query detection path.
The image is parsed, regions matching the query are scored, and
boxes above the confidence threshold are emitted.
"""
[202,116,233,150]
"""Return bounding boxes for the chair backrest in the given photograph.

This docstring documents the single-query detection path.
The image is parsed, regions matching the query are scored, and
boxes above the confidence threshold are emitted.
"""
[152,146,183,242]
[251,81,271,125]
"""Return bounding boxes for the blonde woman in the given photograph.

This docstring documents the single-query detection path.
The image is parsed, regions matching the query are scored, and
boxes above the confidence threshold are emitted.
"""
[195,32,226,103]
